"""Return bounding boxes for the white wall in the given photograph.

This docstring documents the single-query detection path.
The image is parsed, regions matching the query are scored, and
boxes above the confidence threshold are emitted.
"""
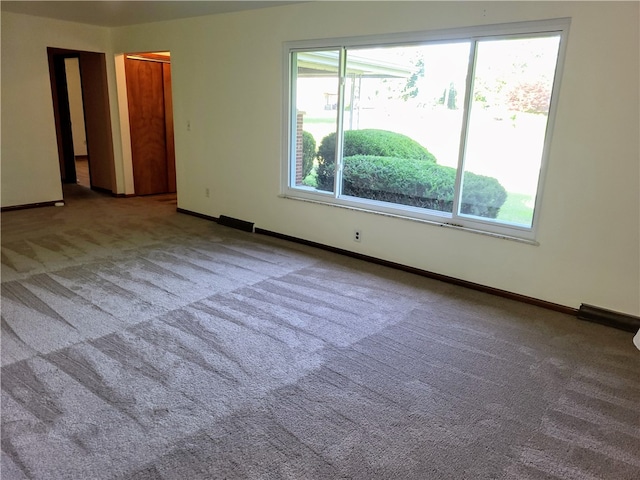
[2,2,638,316]
[110,1,639,316]
[0,12,121,206]
[64,57,87,156]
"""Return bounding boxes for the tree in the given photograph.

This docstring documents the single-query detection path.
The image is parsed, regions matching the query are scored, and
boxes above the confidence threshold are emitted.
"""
[400,58,424,101]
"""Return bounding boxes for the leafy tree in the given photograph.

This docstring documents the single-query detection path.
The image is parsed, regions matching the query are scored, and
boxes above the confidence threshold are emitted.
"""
[400,58,424,101]
[507,80,552,114]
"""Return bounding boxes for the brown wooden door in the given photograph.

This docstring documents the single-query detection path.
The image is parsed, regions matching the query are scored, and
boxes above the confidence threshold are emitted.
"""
[79,52,116,192]
[125,57,176,195]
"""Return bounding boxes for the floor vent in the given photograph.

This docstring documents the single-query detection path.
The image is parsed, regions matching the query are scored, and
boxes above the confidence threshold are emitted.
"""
[217,215,255,233]
[578,304,640,332]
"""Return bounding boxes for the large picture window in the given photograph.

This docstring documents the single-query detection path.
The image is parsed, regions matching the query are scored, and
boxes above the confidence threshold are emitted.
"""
[284,20,569,241]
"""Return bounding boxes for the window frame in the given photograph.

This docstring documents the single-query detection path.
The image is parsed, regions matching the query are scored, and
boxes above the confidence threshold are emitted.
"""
[282,18,571,243]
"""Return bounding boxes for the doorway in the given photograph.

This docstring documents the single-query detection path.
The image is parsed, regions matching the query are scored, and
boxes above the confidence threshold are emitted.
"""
[64,57,90,188]
[47,48,116,195]
[124,52,176,195]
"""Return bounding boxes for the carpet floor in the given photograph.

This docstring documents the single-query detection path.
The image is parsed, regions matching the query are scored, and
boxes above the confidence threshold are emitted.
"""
[1,185,639,479]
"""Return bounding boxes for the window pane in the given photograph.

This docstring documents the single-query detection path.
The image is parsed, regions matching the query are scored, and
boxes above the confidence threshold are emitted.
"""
[460,36,561,226]
[338,43,470,213]
[292,50,340,192]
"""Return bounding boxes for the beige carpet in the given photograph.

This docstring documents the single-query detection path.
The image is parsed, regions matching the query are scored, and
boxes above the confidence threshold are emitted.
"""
[2,185,639,479]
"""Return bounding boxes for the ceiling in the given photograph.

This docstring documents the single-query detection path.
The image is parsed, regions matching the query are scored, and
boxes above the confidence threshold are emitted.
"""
[0,1,305,27]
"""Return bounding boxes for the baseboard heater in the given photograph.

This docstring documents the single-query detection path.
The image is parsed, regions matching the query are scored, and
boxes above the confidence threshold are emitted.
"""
[578,304,640,332]
[217,215,255,233]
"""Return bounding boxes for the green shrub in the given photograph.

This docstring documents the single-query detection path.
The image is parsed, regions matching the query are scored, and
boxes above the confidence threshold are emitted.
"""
[302,131,316,179]
[342,155,507,218]
[302,169,317,188]
[317,129,436,191]
[343,155,454,211]
[460,171,508,218]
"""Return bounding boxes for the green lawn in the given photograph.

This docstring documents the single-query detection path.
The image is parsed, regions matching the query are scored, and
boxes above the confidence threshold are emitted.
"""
[303,116,335,124]
[496,192,534,226]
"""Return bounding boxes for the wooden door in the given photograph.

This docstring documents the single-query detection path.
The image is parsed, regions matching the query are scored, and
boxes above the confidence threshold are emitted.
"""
[79,52,116,192]
[125,57,176,195]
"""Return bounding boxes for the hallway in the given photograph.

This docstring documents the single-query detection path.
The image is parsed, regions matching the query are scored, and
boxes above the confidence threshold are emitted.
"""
[75,156,90,187]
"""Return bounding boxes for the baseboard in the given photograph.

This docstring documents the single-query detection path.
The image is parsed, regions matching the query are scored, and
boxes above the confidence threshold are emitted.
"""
[113,193,137,198]
[176,207,219,222]
[1,200,64,212]
[254,228,578,317]
[170,220,634,327]
[578,304,640,332]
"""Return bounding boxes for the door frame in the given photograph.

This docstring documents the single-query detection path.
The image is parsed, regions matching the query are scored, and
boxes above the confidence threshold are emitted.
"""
[117,51,176,196]
[48,48,77,184]
[47,47,116,194]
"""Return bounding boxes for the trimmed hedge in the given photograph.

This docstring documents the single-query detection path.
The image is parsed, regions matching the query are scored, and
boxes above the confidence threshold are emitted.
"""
[342,155,507,218]
[317,129,436,191]
[459,170,509,218]
[302,131,316,179]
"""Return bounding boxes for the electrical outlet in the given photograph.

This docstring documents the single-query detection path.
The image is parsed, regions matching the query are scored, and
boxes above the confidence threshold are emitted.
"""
[205,188,210,198]
[354,229,362,242]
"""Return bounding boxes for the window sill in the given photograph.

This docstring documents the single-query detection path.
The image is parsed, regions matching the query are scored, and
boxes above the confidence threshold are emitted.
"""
[278,193,539,246]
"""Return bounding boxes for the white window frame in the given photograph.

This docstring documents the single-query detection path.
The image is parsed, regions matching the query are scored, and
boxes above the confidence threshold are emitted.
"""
[281,19,570,243]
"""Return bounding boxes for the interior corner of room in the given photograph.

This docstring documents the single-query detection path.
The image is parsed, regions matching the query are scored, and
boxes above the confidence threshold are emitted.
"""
[1,0,638,320]
[1,2,639,479]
